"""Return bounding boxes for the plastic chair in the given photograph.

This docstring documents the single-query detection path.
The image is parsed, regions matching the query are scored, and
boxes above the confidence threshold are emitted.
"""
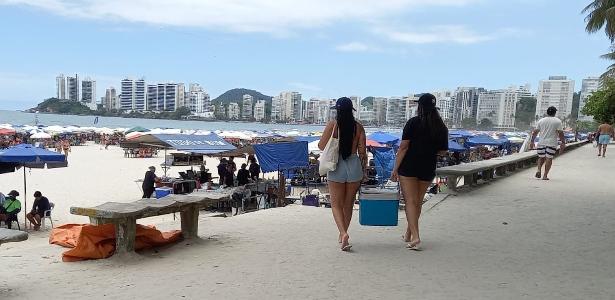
[38,203,54,229]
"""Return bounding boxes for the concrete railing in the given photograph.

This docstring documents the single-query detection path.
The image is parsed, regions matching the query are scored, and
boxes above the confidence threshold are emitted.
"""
[436,140,588,192]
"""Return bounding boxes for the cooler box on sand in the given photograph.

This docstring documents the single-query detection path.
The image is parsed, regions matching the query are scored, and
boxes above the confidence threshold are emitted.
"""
[359,187,399,226]
[155,187,173,199]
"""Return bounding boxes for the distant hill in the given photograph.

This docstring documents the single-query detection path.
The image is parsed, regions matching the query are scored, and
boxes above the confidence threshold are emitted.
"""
[30,98,92,115]
[361,96,374,108]
[212,88,273,105]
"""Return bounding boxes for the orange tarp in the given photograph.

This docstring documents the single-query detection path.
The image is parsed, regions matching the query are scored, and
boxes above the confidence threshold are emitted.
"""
[49,224,182,262]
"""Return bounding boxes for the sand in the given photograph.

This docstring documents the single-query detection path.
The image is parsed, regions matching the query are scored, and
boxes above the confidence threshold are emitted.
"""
[1,144,614,299]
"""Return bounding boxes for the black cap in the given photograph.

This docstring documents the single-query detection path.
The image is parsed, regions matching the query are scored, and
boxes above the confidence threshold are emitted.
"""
[8,190,19,197]
[34,191,42,197]
[415,93,437,109]
[331,97,356,111]
[546,106,557,116]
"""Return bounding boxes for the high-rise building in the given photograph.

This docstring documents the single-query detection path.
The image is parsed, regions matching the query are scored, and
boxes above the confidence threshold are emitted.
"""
[147,83,183,112]
[242,94,254,120]
[56,74,66,99]
[373,97,388,125]
[453,87,485,125]
[579,77,600,121]
[430,91,453,122]
[254,100,266,121]
[404,94,420,120]
[359,106,375,124]
[228,103,240,120]
[67,74,79,101]
[188,84,211,115]
[535,76,575,121]
[305,98,320,124]
[104,87,118,110]
[270,95,283,121]
[350,96,361,115]
[120,78,146,111]
[280,91,302,122]
[386,97,406,125]
[476,88,519,129]
[81,77,97,110]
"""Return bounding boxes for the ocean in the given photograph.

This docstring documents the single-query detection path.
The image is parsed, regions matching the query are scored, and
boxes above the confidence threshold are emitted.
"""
[0,110,332,132]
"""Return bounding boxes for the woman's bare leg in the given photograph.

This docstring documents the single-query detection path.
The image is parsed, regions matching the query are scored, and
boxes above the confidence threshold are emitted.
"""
[400,176,421,246]
[328,181,348,246]
[343,181,361,232]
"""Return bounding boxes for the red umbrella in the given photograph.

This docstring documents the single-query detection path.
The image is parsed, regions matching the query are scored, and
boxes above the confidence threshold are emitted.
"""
[366,139,385,147]
[0,128,16,135]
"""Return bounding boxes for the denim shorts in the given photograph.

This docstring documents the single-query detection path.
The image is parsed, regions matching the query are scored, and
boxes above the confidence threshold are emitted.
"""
[327,155,363,183]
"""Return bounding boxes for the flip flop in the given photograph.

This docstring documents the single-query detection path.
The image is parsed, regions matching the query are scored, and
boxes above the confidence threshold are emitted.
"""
[535,172,541,179]
[542,177,550,181]
[342,244,352,251]
[406,242,422,251]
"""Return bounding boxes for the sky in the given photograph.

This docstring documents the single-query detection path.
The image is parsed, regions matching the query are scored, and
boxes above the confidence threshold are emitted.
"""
[0,0,611,110]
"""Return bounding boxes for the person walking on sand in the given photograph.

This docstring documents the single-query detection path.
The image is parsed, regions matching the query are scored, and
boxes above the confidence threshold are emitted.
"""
[390,93,448,251]
[530,106,566,180]
[318,97,367,252]
[596,122,614,157]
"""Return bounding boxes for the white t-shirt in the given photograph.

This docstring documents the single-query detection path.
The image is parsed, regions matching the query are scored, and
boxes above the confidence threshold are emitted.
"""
[536,116,563,147]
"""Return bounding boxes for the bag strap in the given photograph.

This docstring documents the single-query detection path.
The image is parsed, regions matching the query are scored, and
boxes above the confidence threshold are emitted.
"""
[331,122,337,139]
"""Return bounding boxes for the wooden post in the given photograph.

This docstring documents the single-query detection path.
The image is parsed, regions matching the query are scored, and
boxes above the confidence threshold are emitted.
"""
[114,218,136,254]
[180,206,200,239]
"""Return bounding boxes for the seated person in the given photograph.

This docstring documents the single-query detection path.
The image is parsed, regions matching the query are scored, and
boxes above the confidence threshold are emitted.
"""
[26,191,51,231]
[237,163,250,186]
[0,190,22,229]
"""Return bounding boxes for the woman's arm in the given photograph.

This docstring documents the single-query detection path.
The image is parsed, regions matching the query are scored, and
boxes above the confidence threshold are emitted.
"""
[357,123,368,175]
[390,140,409,182]
[318,121,334,151]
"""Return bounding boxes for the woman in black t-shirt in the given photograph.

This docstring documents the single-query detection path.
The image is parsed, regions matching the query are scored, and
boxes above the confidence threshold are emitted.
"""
[391,93,448,250]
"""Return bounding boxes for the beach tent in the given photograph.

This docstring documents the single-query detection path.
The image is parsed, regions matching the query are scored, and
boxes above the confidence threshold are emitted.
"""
[294,136,320,143]
[448,140,467,152]
[0,128,16,136]
[125,126,149,134]
[465,135,505,147]
[449,130,475,138]
[253,141,309,173]
[371,147,396,184]
[366,139,385,148]
[124,134,236,154]
[0,144,67,223]
[367,131,400,145]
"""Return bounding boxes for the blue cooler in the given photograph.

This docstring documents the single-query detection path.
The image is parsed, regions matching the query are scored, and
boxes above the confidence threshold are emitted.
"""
[155,187,173,199]
[359,188,399,226]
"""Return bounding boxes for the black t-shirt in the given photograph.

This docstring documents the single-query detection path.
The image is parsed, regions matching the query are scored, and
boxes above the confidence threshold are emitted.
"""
[237,169,250,186]
[32,196,50,213]
[249,163,260,179]
[142,171,156,189]
[399,117,448,173]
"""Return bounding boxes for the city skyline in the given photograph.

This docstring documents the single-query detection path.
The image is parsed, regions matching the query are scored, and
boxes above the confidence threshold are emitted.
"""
[0,1,611,110]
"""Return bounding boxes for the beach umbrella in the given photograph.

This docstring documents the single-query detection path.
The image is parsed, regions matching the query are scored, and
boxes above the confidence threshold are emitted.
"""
[0,144,67,225]
[367,131,399,145]
[366,139,385,148]
[30,132,52,139]
[0,128,16,136]
[126,126,149,134]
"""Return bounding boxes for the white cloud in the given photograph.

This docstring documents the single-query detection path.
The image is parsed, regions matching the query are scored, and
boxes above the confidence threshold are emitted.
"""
[0,0,479,34]
[374,25,493,44]
[335,42,376,52]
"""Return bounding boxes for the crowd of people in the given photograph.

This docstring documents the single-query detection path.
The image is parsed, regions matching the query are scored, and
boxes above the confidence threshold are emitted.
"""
[0,190,51,230]
[216,155,261,188]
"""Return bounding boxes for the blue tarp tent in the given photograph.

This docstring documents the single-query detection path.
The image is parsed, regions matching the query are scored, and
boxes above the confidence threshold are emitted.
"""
[294,136,320,143]
[368,131,399,145]
[448,140,467,152]
[449,130,474,138]
[465,135,505,147]
[130,133,236,154]
[371,147,396,184]
[253,141,309,173]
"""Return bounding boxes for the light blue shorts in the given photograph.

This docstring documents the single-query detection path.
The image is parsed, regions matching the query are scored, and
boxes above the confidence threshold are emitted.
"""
[599,134,611,145]
[327,155,363,183]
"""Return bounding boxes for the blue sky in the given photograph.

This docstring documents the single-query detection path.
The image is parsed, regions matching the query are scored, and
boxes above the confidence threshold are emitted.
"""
[0,0,611,110]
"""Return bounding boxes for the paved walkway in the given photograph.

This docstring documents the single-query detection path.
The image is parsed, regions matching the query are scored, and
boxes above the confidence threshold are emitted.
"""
[1,144,614,299]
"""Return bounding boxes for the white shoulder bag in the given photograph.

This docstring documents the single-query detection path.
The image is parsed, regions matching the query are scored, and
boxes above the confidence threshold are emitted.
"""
[318,124,339,176]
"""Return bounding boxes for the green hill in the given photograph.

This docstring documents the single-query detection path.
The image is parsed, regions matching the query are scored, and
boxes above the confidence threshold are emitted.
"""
[212,88,272,105]
[31,98,93,115]
[361,96,374,109]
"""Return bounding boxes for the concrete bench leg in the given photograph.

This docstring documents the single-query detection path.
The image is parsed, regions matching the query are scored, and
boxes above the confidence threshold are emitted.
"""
[180,206,199,239]
[496,166,506,176]
[114,218,136,254]
[448,175,458,192]
[90,217,112,225]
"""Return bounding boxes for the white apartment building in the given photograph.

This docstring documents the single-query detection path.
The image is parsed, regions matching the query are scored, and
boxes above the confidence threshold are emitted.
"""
[270,95,282,121]
[188,84,211,115]
[373,97,388,125]
[304,98,319,124]
[579,77,600,121]
[120,78,146,111]
[476,88,519,129]
[386,97,406,125]
[281,91,303,122]
[254,100,266,121]
[228,103,240,120]
[535,76,574,121]
[359,106,375,124]
[242,94,253,120]
[350,96,361,118]
[56,74,66,100]
[67,74,79,102]
[404,94,420,120]
[453,87,485,125]
[147,83,183,112]
[81,77,97,110]
[104,87,118,110]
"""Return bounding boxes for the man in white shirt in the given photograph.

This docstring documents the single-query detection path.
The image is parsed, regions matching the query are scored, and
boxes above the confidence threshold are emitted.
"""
[530,106,566,180]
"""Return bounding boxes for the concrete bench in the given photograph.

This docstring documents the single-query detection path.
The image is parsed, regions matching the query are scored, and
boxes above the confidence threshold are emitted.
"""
[0,228,28,246]
[436,140,587,192]
[70,190,232,255]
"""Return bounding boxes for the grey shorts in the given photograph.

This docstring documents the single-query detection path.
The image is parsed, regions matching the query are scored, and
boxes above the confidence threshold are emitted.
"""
[327,155,363,183]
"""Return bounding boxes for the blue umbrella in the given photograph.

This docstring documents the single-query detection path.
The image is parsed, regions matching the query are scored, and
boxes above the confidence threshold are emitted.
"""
[448,140,467,152]
[367,131,400,145]
[0,144,66,225]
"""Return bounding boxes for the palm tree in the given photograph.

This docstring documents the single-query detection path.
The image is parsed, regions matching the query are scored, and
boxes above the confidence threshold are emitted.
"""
[599,48,615,79]
[583,0,615,41]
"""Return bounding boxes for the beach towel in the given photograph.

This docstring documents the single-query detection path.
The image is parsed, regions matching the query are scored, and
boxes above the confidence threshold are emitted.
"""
[49,223,182,262]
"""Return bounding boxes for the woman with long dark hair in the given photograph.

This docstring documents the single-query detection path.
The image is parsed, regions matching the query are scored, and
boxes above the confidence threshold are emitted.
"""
[318,97,367,251]
[391,93,448,250]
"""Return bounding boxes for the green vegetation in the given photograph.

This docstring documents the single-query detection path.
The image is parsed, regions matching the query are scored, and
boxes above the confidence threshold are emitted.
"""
[361,96,374,109]
[34,98,93,115]
[515,97,537,130]
[583,1,615,78]
[577,120,599,132]
[582,78,615,123]
[461,117,477,129]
